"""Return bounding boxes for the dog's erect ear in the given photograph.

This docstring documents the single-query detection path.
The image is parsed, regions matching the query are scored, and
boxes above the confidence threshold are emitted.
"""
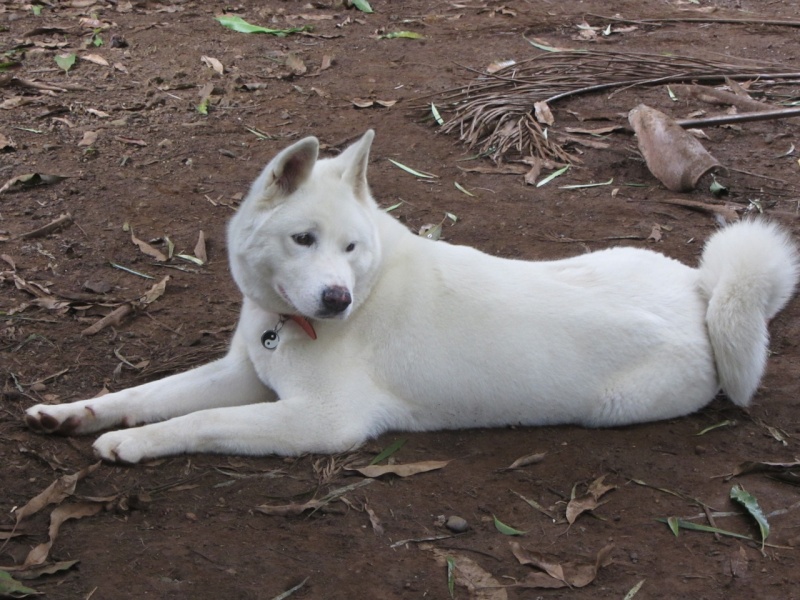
[252,136,319,203]
[335,130,374,201]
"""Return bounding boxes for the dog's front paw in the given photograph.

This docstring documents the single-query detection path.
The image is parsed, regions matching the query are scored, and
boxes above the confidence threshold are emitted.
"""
[25,403,97,435]
[93,431,150,464]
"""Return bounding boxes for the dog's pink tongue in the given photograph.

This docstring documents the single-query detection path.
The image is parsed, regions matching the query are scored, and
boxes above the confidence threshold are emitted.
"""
[288,315,317,340]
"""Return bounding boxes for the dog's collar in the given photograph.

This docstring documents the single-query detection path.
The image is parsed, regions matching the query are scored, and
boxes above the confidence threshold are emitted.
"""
[261,314,316,350]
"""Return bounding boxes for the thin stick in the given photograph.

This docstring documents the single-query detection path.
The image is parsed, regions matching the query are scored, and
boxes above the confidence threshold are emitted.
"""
[19,212,73,239]
[81,304,133,336]
[675,107,800,128]
[590,14,800,28]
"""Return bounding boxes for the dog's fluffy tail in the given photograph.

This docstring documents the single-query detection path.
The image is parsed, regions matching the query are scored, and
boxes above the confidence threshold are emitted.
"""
[699,219,799,406]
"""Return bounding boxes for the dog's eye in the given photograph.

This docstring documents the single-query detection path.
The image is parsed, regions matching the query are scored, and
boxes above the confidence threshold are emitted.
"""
[292,233,315,247]
[346,242,357,253]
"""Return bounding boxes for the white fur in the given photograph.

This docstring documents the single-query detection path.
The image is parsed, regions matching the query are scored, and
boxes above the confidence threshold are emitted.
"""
[25,130,799,463]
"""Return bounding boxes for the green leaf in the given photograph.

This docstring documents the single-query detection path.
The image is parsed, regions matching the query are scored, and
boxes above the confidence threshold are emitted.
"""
[430,103,444,126]
[667,86,677,101]
[351,0,374,13]
[196,97,209,115]
[110,262,155,280]
[384,201,404,212]
[388,158,437,179]
[560,177,613,189]
[657,517,762,543]
[31,5,42,15]
[92,33,103,47]
[623,579,646,600]
[445,557,456,598]
[0,61,22,73]
[666,516,680,537]
[493,515,526,536]
[730,484,769,550]
[271,576,309,600]
[369,438,406,465]
[379,31,424,40]
[55,53,76,74]
[695,419,734,436]
[0,570,39,598]
[536,164,570,188]
[215,15,311,37]
[709,178,728,197]
[454,181,474,197]
[523,35,560,52]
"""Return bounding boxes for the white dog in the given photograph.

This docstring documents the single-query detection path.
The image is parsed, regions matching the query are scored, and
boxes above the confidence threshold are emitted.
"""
[25,130,799,463]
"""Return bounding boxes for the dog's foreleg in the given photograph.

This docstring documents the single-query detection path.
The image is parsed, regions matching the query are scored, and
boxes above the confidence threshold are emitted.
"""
[25,343,273,436]
[93,394,382,463]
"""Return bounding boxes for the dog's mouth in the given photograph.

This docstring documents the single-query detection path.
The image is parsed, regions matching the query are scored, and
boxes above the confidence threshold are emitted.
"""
[277,285,352,320]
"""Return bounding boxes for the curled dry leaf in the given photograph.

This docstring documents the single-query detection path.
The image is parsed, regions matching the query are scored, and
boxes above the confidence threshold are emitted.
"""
[194,230,208,264]
[534,101,554,126]
[498,451,546,472]
[347,460,450,478]
[510,541,614,588]
[78,130,98,146]
[365,503,384,535]
[14,462,101,523]
[0,173,66,194]
[81,53,109,67]
[352,98,396,109]
[201,55,224,75]
[256,479,374,515]
[428,548,508,600]
[139,275,170,306]
[285,53,307,76]
[23,502,104,568]
[130,228,167,261]
[565,475,616,524]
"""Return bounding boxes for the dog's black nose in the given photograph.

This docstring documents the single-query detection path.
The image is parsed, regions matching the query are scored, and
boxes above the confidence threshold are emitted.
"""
[321,286,352,314]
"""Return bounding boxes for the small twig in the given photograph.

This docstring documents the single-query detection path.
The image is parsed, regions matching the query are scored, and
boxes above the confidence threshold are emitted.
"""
[19,212,73,239]
[590,14,800,29]
[81,304,133,336]
[675,107,800,129]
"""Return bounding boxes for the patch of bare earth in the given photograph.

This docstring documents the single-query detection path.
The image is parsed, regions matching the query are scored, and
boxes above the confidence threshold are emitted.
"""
[1,1,800,598]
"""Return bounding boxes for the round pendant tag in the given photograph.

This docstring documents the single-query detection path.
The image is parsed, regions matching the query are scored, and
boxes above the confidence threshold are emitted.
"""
[261,330,279,349]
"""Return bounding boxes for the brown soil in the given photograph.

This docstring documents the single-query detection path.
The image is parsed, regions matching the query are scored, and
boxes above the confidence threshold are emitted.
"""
[2,1,800,599]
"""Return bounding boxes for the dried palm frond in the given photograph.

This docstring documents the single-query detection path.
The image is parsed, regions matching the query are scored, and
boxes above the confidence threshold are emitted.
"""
[429,49,800,163]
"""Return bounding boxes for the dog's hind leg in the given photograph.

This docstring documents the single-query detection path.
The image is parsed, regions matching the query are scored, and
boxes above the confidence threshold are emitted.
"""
[25,337,273,436]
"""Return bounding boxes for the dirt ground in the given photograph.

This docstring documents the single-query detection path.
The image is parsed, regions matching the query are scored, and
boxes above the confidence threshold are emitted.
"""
[2,0,800,598]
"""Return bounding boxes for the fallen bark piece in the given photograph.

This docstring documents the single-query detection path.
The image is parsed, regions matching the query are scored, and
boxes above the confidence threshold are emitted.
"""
[629,104,720,192]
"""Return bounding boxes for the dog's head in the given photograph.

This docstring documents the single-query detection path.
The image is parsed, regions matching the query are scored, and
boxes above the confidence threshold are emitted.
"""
[228,130,382,320]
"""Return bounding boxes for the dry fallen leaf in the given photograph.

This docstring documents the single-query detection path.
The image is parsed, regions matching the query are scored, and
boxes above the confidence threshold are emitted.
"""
[499,451,547,471]
[14,463,101,523]
[510,541,614,588]
[139,275,170,306]
[82,53,109,66]
[194,230,208,264]
[130,228,167,262]
[347,460,450,478]
[78,130,98,146]
[23,502,104,567]
[565,475,616,524]
[534,101,555,126]
[201,55,224,75]
[428,547,508,600]
[286,53,307,76]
